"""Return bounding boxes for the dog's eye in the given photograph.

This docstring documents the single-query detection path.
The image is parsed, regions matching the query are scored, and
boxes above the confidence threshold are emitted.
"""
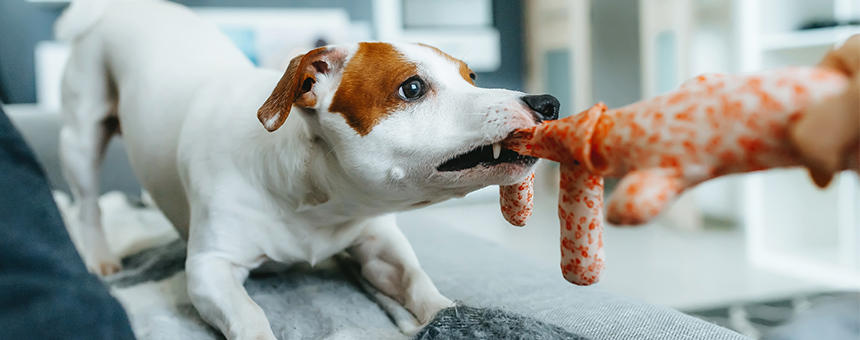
[398,77,425,100]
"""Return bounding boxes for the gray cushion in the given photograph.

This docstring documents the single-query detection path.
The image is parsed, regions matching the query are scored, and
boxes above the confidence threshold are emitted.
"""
[398,217,747,340]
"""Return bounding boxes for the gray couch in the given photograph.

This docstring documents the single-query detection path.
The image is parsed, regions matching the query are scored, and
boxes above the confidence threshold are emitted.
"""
[4,103,748,340]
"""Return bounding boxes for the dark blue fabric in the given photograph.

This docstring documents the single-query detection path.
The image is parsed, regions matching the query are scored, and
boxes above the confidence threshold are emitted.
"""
[0,106,135,340]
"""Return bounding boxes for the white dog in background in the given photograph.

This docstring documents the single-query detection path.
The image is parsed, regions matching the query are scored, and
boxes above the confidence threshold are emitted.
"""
[57,0,559,338]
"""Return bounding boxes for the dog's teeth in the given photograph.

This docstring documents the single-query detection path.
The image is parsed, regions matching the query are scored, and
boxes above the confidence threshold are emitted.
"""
[492,143,501,159]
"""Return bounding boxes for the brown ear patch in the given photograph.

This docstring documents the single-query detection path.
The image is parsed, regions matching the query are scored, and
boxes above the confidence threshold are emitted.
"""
[328,42,419,136]
[418,43,476,85]
[258,47,346,132]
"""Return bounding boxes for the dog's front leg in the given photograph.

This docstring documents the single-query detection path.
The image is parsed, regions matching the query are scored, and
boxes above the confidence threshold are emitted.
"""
[349,215,454,330]
[186,252,275,340]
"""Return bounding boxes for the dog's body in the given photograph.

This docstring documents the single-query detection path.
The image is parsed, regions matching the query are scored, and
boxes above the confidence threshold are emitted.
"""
[58,0,557,338]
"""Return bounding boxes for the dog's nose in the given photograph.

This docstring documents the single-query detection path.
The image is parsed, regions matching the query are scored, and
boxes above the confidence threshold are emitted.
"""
[521,94,560,121]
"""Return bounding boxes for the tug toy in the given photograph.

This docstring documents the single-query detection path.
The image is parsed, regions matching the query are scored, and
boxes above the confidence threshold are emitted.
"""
[497,67,849,285]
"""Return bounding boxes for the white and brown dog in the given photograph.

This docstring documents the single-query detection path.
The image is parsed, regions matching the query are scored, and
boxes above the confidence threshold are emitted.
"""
[57,0,558,338]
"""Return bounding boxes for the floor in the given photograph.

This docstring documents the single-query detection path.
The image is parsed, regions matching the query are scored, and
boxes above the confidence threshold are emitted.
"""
[687,291,860,339]
[398,187,830,311]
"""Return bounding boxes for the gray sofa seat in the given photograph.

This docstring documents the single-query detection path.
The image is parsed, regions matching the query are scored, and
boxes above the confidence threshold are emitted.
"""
[399,216,746,340]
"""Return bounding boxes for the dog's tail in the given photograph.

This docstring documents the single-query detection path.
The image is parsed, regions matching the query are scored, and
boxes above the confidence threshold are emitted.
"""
[55,0,112,41]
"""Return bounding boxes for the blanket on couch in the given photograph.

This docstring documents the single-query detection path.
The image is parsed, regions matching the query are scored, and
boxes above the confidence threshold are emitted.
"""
[104,240,584,340]
[56,192,584,340]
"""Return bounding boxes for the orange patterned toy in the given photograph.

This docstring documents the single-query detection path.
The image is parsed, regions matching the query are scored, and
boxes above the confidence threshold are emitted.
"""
[498,67,850,285]
[499,173,535,226]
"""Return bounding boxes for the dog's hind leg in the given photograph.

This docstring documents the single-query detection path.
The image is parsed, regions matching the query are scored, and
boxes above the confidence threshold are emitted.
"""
[59,47,121,276]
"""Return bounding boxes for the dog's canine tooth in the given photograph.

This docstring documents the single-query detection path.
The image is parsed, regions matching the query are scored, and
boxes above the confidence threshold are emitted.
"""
[492,143,501,159]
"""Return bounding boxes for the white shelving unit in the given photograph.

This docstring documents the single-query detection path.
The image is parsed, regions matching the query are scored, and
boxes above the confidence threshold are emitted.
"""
[761,25,860,51]
[639,0,692,98]
[733,0,860,289]
[523,0,592,114]
[735,0,860,71]
[373,0,501,73]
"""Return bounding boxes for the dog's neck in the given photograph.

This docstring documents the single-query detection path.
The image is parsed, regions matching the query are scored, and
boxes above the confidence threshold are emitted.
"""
[249,111,405,223]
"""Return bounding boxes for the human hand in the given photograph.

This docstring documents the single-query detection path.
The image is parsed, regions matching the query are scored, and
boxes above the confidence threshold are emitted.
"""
[790,34,860,187]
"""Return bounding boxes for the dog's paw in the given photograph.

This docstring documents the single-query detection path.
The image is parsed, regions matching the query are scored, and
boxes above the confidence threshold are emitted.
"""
[415,296,455,324]
[82,250,122,276]
[231,328,277,340]
[396,317,424,336]
[402,296,455,336]
[96,261,122,276]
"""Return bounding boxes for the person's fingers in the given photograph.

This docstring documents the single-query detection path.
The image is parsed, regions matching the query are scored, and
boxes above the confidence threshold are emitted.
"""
[790,75,860,187]
[793,35,860,187]
[819,34,860,76]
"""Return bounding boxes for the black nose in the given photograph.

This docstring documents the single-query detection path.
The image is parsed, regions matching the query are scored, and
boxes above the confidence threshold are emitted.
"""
[521,94,560,121]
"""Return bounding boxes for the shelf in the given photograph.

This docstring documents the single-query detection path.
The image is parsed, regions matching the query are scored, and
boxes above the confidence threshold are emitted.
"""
[760,25,860,51]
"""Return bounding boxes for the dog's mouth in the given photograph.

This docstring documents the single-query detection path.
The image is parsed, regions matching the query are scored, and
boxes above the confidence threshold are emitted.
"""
[437,142,536,172]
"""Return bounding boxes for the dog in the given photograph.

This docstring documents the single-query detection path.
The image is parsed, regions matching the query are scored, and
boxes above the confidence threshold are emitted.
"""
[57,0,559,338]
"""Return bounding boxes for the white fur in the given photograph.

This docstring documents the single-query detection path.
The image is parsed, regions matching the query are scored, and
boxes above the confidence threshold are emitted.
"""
[54,0,111,41]
[58,1,541,339]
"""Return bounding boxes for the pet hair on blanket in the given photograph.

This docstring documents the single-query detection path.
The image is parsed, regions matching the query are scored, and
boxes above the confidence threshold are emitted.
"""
[414,305,588,340]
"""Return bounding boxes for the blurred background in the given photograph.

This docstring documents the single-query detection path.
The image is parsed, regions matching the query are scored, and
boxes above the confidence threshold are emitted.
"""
[1,0,859,338]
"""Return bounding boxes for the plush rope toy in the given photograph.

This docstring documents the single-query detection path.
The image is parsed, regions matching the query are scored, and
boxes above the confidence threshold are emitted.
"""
[499,173,535,226]
[497,67,851,285]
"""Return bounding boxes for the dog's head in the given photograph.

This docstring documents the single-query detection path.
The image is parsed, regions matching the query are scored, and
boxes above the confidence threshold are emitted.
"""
[257,42,558,205]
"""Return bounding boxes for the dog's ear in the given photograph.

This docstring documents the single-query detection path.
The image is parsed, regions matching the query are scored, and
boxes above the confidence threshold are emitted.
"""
[257,47,345,132]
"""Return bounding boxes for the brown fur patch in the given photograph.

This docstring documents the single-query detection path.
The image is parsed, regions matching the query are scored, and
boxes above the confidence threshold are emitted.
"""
[258,47,346,132]
[418,43,476,85]
[328,42,419,136]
